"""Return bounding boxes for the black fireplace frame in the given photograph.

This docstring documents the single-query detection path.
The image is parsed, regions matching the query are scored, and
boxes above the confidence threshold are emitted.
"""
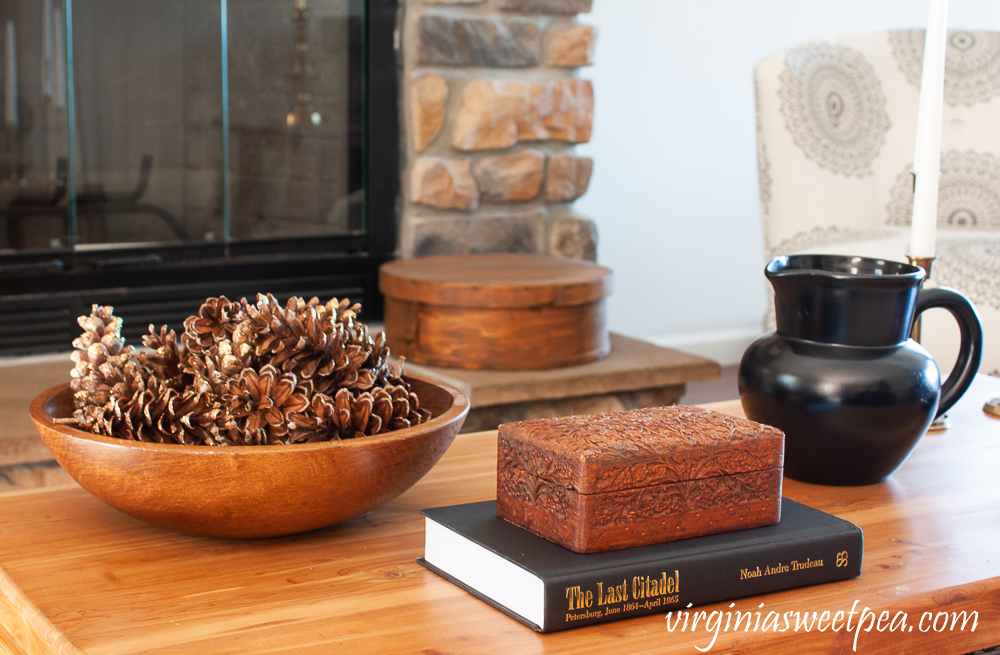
[0,0,400,356]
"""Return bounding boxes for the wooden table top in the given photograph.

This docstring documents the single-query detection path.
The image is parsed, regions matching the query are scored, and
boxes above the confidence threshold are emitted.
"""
[2,376,999,655]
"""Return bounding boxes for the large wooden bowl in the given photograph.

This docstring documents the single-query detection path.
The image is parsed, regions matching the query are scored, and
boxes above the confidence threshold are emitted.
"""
[29,374,469,538]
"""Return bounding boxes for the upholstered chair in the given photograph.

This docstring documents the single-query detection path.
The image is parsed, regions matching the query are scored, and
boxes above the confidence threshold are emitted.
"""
[755,29,1000,375]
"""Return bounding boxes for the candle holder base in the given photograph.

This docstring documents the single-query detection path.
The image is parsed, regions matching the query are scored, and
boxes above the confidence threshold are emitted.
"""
[906,255,936,278]
[927,414,951,433]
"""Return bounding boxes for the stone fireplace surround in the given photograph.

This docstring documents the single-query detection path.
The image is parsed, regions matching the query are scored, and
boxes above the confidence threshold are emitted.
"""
[398,0,597,260]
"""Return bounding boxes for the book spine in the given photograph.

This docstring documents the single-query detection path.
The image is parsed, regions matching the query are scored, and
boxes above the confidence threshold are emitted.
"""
[545,528,862,632]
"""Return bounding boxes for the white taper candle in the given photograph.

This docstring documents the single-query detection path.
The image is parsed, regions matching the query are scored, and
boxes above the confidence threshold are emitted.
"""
[909,0,949,259]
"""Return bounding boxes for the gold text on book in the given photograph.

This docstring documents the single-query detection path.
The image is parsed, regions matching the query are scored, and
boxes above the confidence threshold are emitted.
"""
[741,558,825,580]
[565,571,679,611]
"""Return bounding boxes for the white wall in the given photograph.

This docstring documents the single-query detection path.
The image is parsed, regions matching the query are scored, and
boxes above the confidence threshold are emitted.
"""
[575,0,1000,364]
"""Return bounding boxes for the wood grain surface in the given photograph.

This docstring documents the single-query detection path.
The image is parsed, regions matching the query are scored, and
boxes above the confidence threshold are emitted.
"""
[1,377,999,654]
[26,374,469,539]
[401,333,720,408]
[379,254,613,308]
[496,405,783,552]
[384,297,610,370]
[380,254,613,370]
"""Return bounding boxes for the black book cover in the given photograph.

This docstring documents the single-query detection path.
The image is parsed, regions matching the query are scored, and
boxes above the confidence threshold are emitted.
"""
[419,498,862,632]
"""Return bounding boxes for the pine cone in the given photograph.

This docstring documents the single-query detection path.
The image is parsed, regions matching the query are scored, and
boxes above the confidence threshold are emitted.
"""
[326,296,362,323]
[321,384,431,440]
[63,295,430,446]
[286,391,339,443]
[225,364,310,445]
[182,296,244,355]
[69,305,137,408]
[240,293,372,394]
[118,375,224,445]
[315,337,372,394]
[385,382,433,429]
[140,325,186,387]
[309,311,384,394]
[183,337,253,396]
[361,330,393,388]
[66,355,225,447]
[66,358,147,437]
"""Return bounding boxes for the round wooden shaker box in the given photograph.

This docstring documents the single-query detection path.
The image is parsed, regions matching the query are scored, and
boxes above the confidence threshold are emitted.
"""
[379,254,613,370]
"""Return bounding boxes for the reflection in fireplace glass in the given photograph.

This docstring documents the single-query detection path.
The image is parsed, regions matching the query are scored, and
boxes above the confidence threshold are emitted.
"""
[228,0,364,241]
[0,0,363,251]
[2,1,70,250]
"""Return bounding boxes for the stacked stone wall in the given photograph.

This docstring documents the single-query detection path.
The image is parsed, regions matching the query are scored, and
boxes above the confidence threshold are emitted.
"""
[400,0,597,260]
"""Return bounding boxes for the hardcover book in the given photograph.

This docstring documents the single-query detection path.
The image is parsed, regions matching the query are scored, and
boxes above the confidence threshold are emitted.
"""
[419,498,862,633]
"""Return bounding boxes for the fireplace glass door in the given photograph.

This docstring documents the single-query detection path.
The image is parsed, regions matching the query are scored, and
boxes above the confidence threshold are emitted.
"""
[0,0,392,355]
[2,0,362,251]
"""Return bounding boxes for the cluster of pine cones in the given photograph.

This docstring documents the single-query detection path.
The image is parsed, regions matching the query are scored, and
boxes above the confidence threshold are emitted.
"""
[62,295,431,446]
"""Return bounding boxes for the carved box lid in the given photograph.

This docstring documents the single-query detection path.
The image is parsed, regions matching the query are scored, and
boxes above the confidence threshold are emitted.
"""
[497,405,784,495]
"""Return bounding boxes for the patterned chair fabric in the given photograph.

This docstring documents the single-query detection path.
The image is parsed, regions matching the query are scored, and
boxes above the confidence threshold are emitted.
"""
[755,29,1000,375]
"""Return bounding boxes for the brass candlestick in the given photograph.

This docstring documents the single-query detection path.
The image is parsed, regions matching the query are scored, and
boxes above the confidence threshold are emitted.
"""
[907,254,936,342]
[907,254,951,431]
[909,256,999,422]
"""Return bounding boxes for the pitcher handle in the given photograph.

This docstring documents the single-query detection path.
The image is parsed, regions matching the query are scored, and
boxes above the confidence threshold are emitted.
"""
[913,287,983,417]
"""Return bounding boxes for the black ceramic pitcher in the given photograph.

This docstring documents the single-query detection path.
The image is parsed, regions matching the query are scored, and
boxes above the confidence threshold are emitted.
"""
[738,254,983,486]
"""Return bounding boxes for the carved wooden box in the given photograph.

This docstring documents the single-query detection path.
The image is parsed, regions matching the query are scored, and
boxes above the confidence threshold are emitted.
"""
[379,253,612,370]
[496,405,784,553]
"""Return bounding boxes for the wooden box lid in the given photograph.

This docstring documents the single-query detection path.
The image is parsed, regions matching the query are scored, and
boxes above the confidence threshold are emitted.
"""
[497,405,784,495]
[379,254,613,309]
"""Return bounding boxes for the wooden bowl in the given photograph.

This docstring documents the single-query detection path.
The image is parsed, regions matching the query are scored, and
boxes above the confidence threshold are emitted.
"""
[29,374,469,538]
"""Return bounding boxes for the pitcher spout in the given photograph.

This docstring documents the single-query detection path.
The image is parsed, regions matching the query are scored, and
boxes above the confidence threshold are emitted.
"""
[766,254,925,347]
